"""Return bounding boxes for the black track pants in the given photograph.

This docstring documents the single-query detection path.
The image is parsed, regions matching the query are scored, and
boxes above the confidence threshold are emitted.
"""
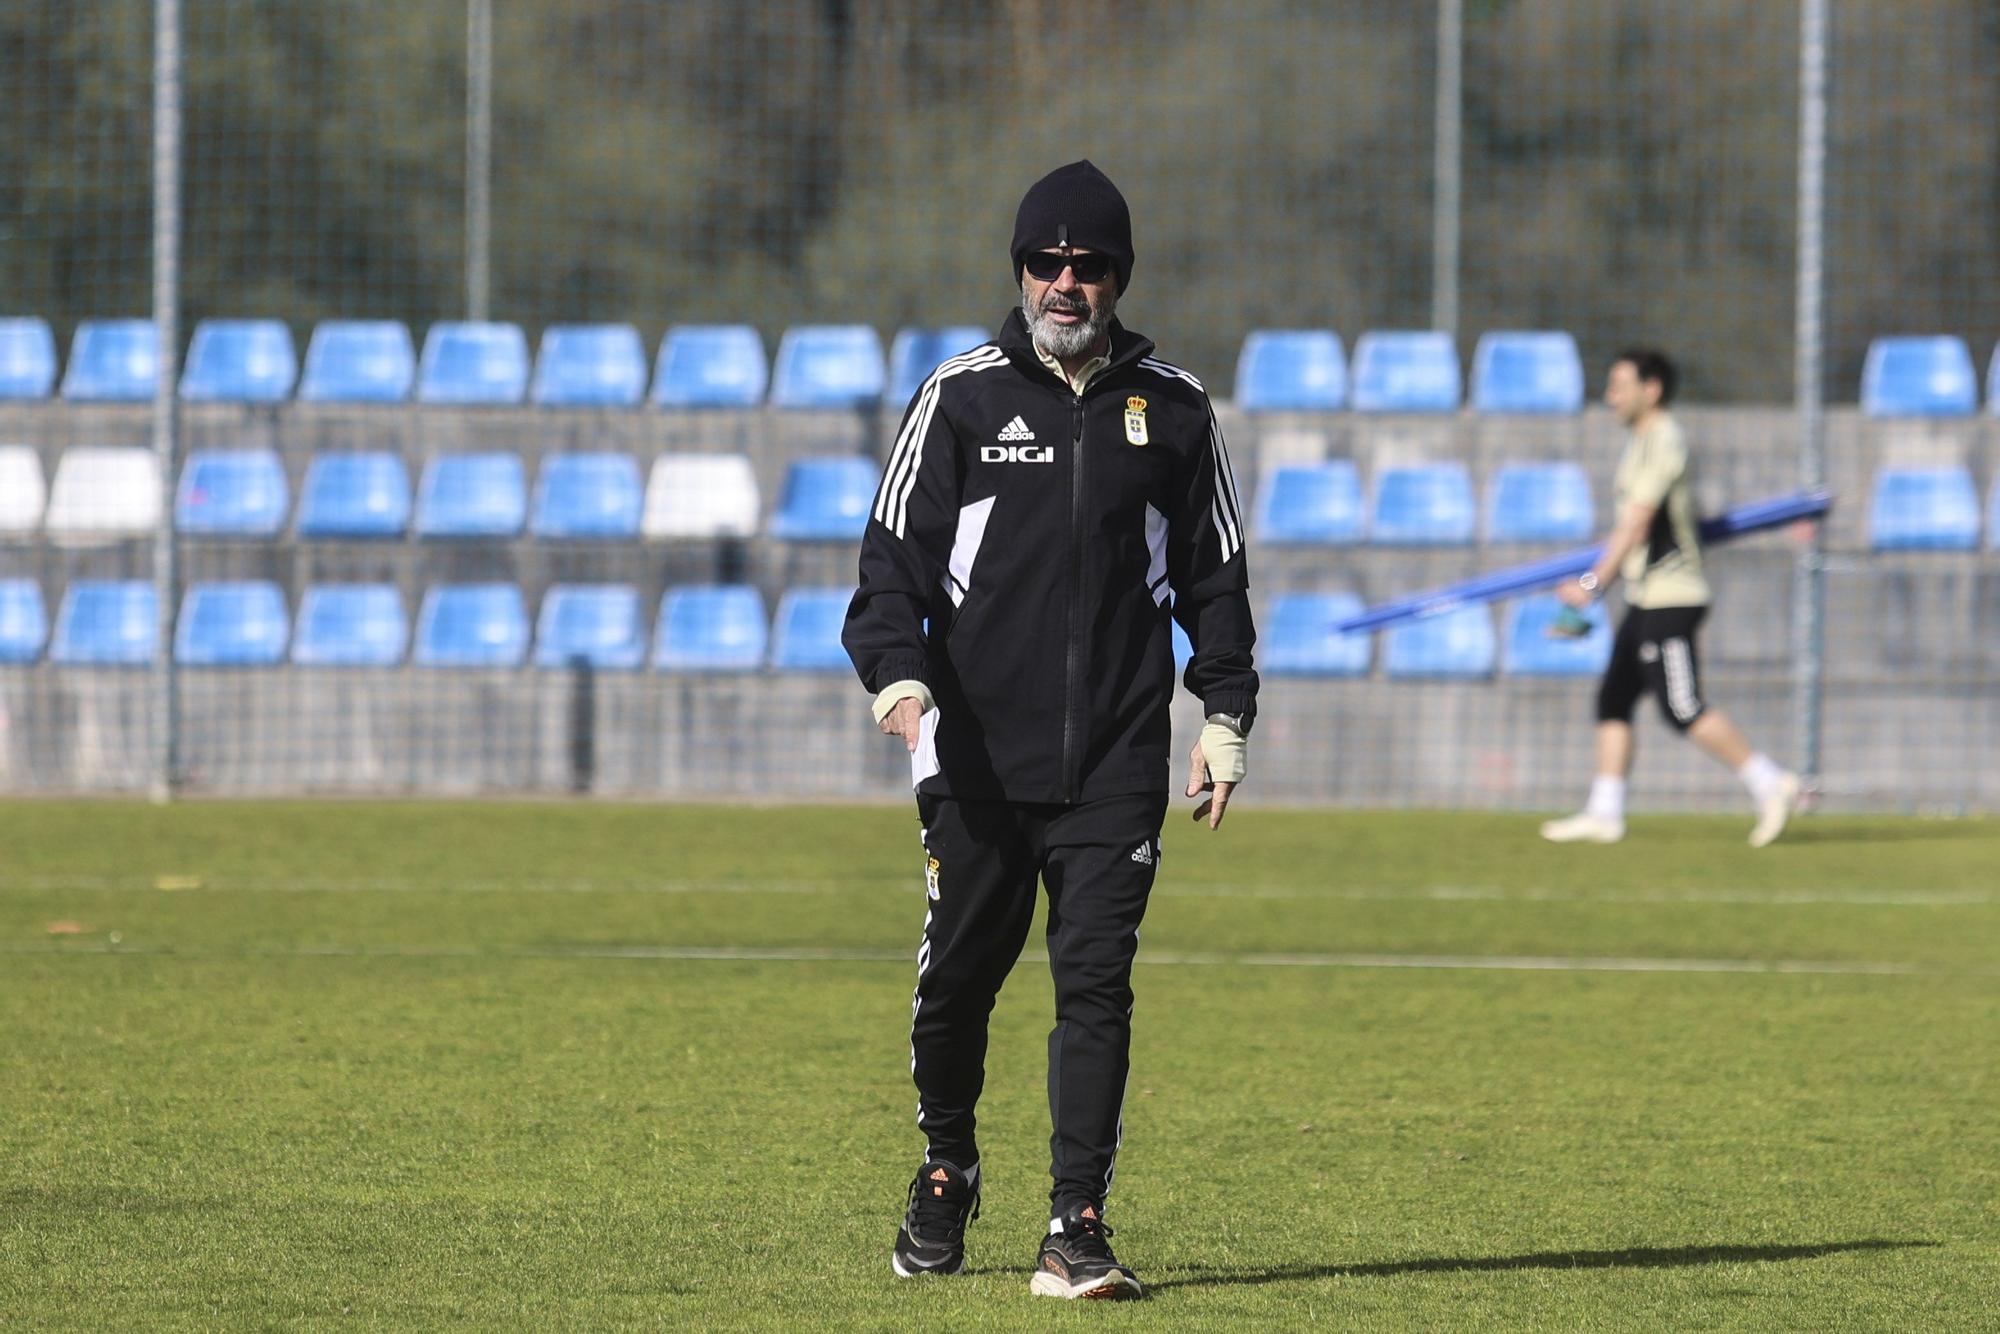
[909,790,1166,1213]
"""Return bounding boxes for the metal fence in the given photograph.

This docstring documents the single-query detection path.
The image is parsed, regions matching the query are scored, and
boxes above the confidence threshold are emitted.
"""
[1,0,1997,810]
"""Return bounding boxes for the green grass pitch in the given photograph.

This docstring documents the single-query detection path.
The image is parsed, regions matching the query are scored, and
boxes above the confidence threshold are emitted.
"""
[1,801,1995,1328]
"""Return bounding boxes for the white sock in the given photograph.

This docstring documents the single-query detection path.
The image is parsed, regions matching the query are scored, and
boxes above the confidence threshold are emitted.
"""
[1585,776,1626,822]
[1738,753,1785,804]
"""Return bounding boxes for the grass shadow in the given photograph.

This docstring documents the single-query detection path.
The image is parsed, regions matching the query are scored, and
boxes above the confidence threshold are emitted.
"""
[1149,1238,1936,1291]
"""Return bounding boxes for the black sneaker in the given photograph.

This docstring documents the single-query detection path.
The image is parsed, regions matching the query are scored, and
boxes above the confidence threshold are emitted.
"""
[1029,1200,1143,1299]
[891,1160,979,1277]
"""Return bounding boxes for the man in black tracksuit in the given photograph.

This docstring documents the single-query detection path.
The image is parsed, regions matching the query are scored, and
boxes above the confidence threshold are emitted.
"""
[844,161,1259,1301]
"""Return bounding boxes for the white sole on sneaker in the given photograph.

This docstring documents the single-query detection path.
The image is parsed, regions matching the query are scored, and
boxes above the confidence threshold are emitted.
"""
[891,1254,964,1278]
[1030,1268,1143,1300]
[1749,773,1801,848]
[1539,813,1625,844]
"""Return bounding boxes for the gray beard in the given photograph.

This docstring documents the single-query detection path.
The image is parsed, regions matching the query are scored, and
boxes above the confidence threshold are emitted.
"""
[1024,288,1113,361]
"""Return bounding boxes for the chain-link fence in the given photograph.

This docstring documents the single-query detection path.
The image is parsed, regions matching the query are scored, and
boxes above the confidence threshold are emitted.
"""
[1,0,1995,810]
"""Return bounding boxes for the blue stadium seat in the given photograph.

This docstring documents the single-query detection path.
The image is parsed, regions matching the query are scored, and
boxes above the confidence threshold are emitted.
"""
[1384,605,1496,678]
[1370,463,1476,545]
[531,324,647,407]
[531,452,643,540]
[298,320,415,402]
[1172,619,1193,675]
[770,325,886,410]
[1861,336,1977,417]
[62,319,159,402]
[0,317,58,399]
[50,581,157,665]
[416,453,527,538]
[1868,466,1980,550]
[1471,331,1584,414]
[653,585,767,671]
[297,452,412,538]
[175,449,290,536]
[292,584,407,666]
[650,325,768,408]
[179,319,298,402]
[1350,331,1461,413]
[175,581,289,666]
[1486,462,1594,543]
[888,326,989,406]
[770,587,854,671]
[1233,330,1349,412]
[414,584,530,667]
[1263,592,1371,676]
[416,321,530,405]
[1252,462,1364,545]
[769,456,879,541]
[535,584,645,670]
[1502,595,1613,677]
[1990,343,2000,415]
[0,579,48,663]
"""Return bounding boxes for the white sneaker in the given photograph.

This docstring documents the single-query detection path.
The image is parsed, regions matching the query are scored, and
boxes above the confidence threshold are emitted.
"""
[1749,772,1801,848]
[1539,812,1625,844]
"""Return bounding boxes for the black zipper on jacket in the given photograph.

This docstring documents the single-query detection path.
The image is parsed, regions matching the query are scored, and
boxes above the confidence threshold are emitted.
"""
[1063,391,1085,803]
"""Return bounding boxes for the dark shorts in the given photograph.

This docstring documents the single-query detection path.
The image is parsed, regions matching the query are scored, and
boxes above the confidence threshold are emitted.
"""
[1596,605,1708,732]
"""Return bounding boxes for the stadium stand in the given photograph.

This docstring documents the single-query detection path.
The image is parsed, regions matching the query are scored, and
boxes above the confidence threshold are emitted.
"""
[292,584,408,666]
[1384,605,1497,677]
[650,325,769,408]
[769,586,854,671]
[296,452,412,539]
[298,320,416,402]
[1233,330,1349,412]
[768,456,878,541]
[416,321,530,405]
[1172,620,1193,674]
[1470,331,1585,414]
[1990,343,2000,414]
[175,449,290,537]
[175,581,290,666]
[1262,591,1371,676]
[0,446,47,533]
[1859,335,1978,416]
[889,326,989,406]
[61,319,158,401]
[534,584,646,670]
[0,317,59,399]
[50,580,157,665]
[1501,595,1615,676]
[641,454,761,539]
[1868,466,1981,550]
[179,318,298,402]
[530,324,648,407]
[414,584,530,667]
[45,446,161,540]
[1251,462,1364,545]
[531,452,643,540]
[769,324,886,410]
[415,453,528,539]
[1369,462,1477,545]
[0,579,48,663]
[1485,461,1595,543]
[652,585,768,670]
[1350,330,1461,413]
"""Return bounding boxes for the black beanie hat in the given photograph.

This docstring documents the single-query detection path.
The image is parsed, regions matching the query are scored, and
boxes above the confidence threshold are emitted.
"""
[1011,160,1134,294]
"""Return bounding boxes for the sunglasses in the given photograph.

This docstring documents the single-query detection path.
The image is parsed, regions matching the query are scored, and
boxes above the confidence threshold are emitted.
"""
[1022,250,1114,283]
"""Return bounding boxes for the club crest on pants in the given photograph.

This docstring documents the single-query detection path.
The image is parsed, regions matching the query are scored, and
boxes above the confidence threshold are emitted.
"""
[925,855,941,900]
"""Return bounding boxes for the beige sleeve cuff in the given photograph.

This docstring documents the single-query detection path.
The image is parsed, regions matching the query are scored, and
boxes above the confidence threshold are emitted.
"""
[1199,722,1247,784]
[871,680,935,724]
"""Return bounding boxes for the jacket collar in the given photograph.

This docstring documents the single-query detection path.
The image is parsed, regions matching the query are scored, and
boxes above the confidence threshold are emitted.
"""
[995,307,1155,392]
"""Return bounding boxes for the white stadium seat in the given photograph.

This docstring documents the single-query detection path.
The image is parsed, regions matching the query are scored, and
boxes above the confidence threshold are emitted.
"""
[642,453,761,539]
[44,446,162,542]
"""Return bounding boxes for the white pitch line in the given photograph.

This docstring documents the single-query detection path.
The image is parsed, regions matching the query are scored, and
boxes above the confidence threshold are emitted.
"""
[0,941,1980,978]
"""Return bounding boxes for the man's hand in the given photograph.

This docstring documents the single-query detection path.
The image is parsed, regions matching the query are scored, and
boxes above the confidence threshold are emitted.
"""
[880,695,924,753]
[1556,577,1594,610]
[1185,737,1235,830]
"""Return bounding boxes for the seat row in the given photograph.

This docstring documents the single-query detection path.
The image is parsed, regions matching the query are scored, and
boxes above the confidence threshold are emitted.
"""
[1256,460,1594,545]
[0,446,873,542]
[0,580,862,670]
[0,575,1606,680]
[0,317,984,411]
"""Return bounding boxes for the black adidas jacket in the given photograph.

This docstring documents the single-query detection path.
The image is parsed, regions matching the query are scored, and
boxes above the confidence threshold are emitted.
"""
[843,307,1259,804]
